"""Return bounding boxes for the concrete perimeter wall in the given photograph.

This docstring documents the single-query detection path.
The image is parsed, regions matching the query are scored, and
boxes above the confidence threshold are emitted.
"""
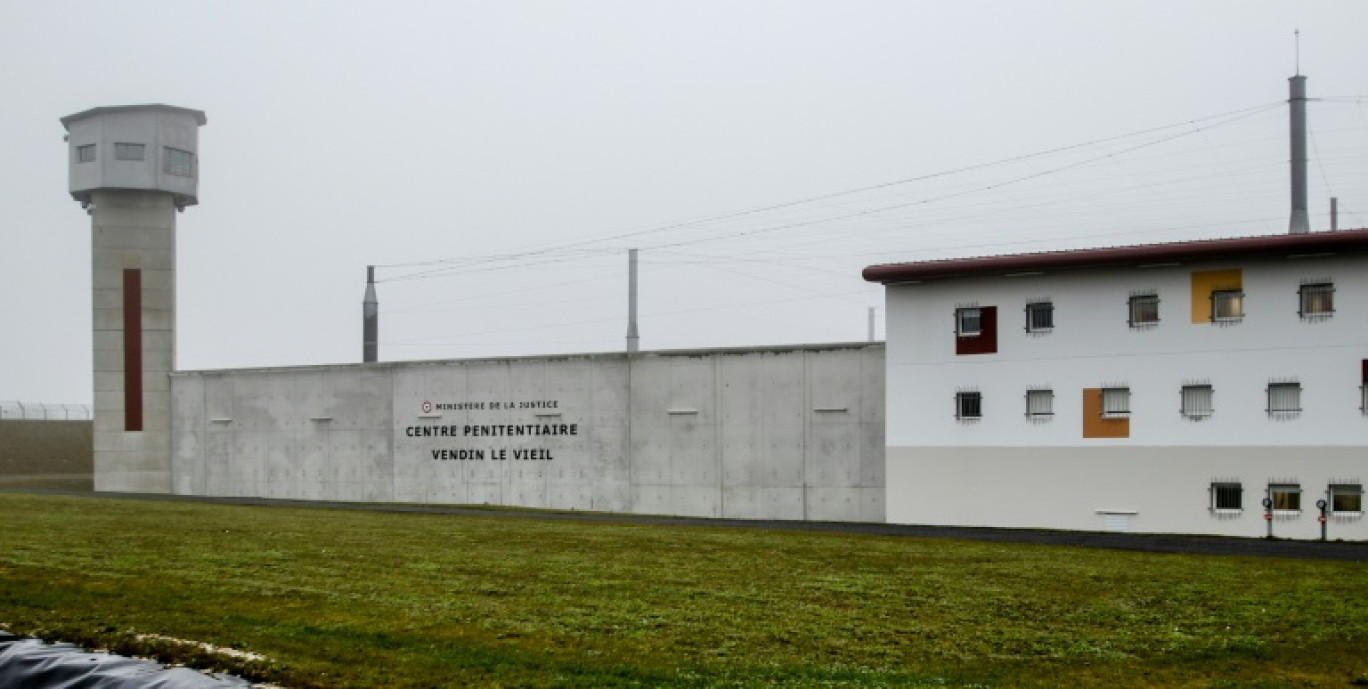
[171,343,884,522]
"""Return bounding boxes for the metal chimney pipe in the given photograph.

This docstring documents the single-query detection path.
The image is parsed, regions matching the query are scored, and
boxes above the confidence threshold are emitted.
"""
[1330,197,1338,231]
[363,265,378,363]
[626,249,640,352]
[868,307,875,342]
[1288,74,1310,234]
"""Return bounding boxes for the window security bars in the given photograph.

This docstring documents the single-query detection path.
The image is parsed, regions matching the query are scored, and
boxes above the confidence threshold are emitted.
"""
[1210,482,1242,512]
[1330,484,1363,514]
[955,308,982,337]
[1128,294,1159,328]
[1269,484,1301,512]
[1180,385,1214,420]
[955,391,982,420]
[1025,302,1053,333]
[1100,387,1130,418]
[1025,389,1053,418]
[1298,282,1334,319]
[1266,382,1301,417]
[1211,289,1244,322]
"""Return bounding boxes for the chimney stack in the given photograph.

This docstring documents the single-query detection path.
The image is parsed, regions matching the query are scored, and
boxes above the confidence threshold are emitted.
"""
[1288,74,1310,234]
[626,249,640,353]
[363,265,378,363]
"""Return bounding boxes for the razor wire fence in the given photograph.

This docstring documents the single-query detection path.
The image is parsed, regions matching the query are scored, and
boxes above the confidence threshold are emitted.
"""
[0,401,93,420]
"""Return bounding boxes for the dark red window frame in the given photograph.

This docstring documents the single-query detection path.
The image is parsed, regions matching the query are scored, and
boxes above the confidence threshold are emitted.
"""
[956,305,997,355]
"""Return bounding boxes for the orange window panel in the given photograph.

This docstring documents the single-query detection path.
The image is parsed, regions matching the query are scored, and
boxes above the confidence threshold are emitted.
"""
[1190,269,1242,323]
[1082,387,1129,438]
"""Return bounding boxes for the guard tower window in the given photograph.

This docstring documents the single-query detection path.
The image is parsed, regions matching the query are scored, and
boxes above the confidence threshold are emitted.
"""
[1298,282,1334,319]
[115,143,145,161]
[163,147,194,177]
[75,144,96,163]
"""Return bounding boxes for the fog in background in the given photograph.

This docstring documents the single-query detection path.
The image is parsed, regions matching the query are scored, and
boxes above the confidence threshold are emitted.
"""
[3,1,1366,403]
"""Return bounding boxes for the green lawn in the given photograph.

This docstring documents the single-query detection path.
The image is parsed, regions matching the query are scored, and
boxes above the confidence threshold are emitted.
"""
[0,492,1365,687]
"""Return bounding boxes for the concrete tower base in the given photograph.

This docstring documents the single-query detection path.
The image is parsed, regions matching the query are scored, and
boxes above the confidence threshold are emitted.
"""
[91,190,177,493]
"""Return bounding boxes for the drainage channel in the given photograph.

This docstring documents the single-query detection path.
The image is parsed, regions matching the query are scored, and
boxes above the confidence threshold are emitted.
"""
[0,632,258,688]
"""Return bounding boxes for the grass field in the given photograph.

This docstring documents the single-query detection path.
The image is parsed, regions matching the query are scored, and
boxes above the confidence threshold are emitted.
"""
[1,492,1366,687]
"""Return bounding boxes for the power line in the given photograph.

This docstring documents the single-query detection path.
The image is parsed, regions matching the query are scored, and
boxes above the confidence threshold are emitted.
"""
[624,102,1285,255]
[376,101,1286,281]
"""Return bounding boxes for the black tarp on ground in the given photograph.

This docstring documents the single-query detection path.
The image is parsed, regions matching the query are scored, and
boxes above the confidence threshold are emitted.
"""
[0,633,249,688]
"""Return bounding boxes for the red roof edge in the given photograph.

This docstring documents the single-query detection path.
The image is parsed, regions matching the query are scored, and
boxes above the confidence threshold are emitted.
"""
[862,229,1368,284]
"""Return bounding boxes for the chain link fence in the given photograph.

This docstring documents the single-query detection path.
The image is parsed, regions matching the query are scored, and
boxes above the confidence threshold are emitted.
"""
[0,401,93,421]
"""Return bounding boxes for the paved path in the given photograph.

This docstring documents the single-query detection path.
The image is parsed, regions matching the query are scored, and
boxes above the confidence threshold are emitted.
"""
[14,488,1368,562]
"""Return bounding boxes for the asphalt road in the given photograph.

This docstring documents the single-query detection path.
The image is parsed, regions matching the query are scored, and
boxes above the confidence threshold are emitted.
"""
[13,488,1363,563]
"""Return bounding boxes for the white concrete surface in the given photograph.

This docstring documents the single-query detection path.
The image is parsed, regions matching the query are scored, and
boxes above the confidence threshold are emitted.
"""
[90,190,177,493]
[63,104,204,209]
[172,343,885,523]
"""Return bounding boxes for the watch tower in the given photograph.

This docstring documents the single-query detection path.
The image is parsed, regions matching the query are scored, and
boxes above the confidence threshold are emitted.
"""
[62,104,206,493]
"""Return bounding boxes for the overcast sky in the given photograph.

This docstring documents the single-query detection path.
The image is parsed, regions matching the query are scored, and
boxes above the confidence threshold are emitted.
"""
[3,1,1367,405]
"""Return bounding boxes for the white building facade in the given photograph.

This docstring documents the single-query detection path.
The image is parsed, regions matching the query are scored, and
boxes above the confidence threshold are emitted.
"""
[866,230,1368,540]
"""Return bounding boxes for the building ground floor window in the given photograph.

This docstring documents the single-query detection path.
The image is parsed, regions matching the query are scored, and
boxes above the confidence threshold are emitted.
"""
[1330,484,1363,514]
[1210,481,1242,512]
[1269,483,1302,512]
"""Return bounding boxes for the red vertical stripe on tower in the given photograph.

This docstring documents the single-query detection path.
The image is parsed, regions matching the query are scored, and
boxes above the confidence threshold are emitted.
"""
[123,269,143,432]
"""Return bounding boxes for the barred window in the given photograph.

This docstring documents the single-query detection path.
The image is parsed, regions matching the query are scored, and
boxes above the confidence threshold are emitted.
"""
[1181,384,1214,420]
[163,147,194,177]
[1330,484,1363,514]
[75,144,96,163]
[956,308,982,337]
[1025,388,1053,418]
[1025,301,1053,333]
[956,391,982,420]
[1101,387,1130,418]
[1212,289,1244,322]
[1298,282,1334,319]
[1267,382,1301,417]
[1269,483,1301,512]
[1210,482,1242,512]
[1128,294,1159,327]
[114,142,145,161]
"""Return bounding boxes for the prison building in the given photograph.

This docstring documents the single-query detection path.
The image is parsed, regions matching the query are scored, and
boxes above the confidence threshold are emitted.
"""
[865,229,1368,539]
